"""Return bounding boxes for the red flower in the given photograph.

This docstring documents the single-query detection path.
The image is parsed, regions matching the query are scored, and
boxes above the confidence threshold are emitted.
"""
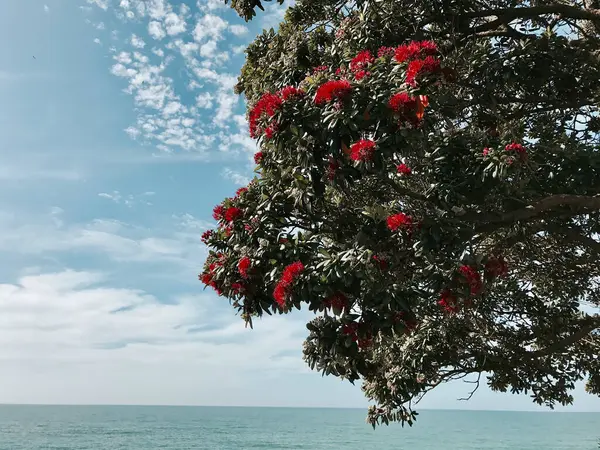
[264,123,278,140]
[201,230,213,244]
[372,254,388,270]
[212,204,225,221]
[342,322,359,340]
[236,187,248,197]
[279,86,305,101]
[199,272,213,286]
[485,256,508,278]
[273,261,305,307]
[273,283,288,307]
[313,65,329,74]
[249,92,283,138]
[395,40,438,63]
[281,261,304,284]
[388,92,418,114]
[377,46,395,58]
[349,139,376,162]
[324,292,348,311]
[238,256,251,278]
[314,79,352,105]
[406,56,441,86]
[397,163,412,175]
[224,207,243,223]
[505,142,527,158]
[231,282,246,294]
[254,151,263,165]
[354,69,370,80]
[350,50,374,73]
[483,148,491,156]
[386,213,413,231]
[458,265,483,295]
[438,289,459,313]
[326,156,340,181]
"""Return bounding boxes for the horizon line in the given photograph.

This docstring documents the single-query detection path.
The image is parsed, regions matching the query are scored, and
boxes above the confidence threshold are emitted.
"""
[0,404,598,413]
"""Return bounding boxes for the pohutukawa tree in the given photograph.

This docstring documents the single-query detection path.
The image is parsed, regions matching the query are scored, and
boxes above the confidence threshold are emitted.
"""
[201,0,600,426]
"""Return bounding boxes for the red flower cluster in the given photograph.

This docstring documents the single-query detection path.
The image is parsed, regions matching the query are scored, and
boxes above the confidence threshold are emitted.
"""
[323,292,349,311]
[326,156,340,181]
[200,255,226,296]
[342,322,359,339]
[372,254,388,270]
[313,65,329,73]
[264,123,278,140]
[279,86,305,101]
[350,50,374,80]
[458,265,483,295]
[238,256,251,278]
[485,256,508,278]
[386,213,413,231]
[212,204,224,221]
[231,282,246,294]
[482,147,491,156]
[349,139,376,162]
[254,151,263,165]
[388,92,418,115]
[273,261,305,307]
[505,142,527,157]
[394,40,438,63]
[377,46,395,58]
[397,163,412,175]
[201,230,213,244]
[224,206,243,223]
[406,56,441,86]
[314,79,352,105]
[354,70,369,81]
[236,187,248,197]
[249,92,282,138]
[438,289,459,313]
[350,50,375,72]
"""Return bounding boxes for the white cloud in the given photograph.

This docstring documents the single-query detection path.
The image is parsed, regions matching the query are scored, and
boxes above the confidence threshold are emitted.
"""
[87,0,108,10]
[148,21,166,40]
[229,25,249,36]
[199,40,218,58]
[222,168,251,186]
[130,34,146,49]
[193,14,228,42]
[0,270,315,405]
[196,92,213,109]
[231,44,246,55]
[164,12,186,35]
[94,38,102,45]
[43,4,50,13]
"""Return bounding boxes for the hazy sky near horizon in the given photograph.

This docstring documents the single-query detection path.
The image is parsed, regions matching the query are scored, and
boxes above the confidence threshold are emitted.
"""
[0,0,598,412]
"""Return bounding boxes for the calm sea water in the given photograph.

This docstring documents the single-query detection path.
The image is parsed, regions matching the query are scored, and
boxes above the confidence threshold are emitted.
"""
[0,406,598,449]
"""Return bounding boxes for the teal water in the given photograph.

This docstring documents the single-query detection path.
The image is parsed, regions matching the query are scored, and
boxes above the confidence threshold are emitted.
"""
[0,406,598,449]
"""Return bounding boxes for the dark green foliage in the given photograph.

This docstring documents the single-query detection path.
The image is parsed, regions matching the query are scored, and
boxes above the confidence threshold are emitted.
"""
[202,0,600,427]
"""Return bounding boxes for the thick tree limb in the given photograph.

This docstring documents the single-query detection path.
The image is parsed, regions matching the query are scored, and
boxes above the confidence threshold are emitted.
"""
[463,4,600,22]
[470,195,600,228]
[527,318,600,359]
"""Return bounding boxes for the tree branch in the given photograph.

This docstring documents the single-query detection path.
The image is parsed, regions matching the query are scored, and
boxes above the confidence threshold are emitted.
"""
[527,317,600,359]
[471,195,600,229]
[463,4,600,23]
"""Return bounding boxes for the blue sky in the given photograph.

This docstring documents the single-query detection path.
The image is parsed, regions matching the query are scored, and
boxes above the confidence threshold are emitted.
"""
[0,0,598,412]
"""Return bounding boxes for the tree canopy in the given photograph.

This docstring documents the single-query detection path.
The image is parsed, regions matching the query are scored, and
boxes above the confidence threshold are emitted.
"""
[201,0,600,426]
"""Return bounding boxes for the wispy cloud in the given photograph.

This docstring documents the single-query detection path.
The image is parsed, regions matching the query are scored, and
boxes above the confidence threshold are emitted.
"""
[0,269,311,404]
[43,4,50,13]
[98,190,155,207]
[87,0,251,165]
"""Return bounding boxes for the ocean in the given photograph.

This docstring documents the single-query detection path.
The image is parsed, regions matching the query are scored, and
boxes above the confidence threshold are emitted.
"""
[0,406,598,449]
